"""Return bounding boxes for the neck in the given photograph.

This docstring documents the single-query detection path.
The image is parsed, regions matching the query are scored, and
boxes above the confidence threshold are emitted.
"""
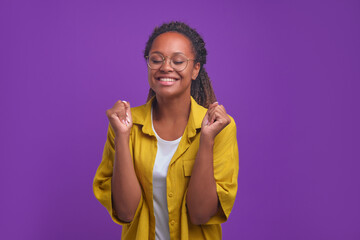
[153,95,191,123]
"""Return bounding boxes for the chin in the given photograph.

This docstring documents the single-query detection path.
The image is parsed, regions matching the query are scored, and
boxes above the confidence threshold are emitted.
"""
[156,89,191,100]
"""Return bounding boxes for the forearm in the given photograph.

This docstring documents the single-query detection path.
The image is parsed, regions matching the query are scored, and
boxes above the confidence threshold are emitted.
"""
[112,134,141,222]
[186,136,218,225]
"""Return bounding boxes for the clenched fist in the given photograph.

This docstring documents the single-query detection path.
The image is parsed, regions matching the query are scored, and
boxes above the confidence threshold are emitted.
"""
[201,102,231,141]
[106,100,132,137]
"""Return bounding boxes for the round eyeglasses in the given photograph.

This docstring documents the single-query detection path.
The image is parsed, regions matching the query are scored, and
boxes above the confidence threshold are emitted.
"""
[146,53,195,72]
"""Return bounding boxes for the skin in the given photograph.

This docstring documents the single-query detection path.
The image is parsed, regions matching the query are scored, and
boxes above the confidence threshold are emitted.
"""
[106,32,231,224]
[148,32,200,141]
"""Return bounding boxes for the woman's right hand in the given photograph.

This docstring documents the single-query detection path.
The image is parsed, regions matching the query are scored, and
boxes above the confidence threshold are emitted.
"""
[106,100,132,137]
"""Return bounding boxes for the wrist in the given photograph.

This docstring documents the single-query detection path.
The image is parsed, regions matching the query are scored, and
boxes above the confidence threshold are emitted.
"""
[199,134,214,147]
[114,133,130,145]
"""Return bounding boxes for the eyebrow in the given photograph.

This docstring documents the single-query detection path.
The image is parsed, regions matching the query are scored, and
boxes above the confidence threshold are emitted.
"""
[150,51,185,55]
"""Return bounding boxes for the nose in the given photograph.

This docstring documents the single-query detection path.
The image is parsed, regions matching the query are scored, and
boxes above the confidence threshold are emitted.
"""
[159,56,173,72]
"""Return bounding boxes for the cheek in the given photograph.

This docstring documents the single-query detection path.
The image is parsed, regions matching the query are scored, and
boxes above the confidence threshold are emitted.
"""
[148,69,153,80]
[182,69,194,80]
[148,70,156,87]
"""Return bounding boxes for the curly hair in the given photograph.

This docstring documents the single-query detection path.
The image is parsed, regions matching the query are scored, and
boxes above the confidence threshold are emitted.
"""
[144,21,216,108]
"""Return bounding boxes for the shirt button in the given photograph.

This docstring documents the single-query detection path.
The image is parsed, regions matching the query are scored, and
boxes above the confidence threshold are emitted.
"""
[168,192,173,198]
[170,220,175,225]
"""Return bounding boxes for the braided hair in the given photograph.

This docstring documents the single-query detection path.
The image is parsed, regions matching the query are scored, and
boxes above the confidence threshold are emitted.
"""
[144,21,216,108]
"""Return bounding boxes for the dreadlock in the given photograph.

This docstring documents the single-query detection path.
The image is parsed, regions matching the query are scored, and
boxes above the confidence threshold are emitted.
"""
[144,21,216,108]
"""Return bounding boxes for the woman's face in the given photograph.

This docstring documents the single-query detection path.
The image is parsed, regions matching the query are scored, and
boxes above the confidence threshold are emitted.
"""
[147,32,200,100]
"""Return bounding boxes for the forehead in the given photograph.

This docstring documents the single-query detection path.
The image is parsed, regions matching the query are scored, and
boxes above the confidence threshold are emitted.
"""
[150,32,194,56]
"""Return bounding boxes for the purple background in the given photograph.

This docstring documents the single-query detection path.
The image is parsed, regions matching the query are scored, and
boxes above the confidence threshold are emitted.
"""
[1,0,359,239]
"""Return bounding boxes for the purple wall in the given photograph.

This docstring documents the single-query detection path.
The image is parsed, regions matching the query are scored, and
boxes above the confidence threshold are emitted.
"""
[1,0,359,239]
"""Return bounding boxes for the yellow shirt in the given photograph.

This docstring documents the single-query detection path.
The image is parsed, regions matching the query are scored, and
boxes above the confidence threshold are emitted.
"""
[93,97,239,240]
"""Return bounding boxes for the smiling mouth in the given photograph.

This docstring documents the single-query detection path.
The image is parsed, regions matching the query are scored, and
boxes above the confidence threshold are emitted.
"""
[157,77,177,82]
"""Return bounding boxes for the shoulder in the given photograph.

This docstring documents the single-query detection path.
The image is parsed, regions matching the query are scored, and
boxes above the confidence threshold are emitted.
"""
[131,103,148,121]
[130,98,153,126]
[227,115,237,129]
[190,97,208,127]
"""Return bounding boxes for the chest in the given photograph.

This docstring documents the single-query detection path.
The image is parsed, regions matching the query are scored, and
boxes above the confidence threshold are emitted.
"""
[152,119,187,141]
[131,127,200,195]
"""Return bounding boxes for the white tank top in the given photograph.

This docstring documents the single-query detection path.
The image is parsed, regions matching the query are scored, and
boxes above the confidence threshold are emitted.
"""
[151,108,181,240]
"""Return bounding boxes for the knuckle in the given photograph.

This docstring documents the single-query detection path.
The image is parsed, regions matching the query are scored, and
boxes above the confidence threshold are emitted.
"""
[106,109,113,117]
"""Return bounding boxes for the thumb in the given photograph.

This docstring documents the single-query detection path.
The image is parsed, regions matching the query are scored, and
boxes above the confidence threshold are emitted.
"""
[203,110,210,126]
[122,100,132,123]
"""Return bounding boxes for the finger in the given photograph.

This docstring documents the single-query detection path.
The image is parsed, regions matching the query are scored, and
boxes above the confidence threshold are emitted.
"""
[204,102,217,124]
[217,105,227,115]
[113,101,128,125]
[122,100,132,125]
[208,101,219,110]
[107,107,122,120]
[209,102,220,114]
[208,105,220,124]
[216,106,231,124]
[202,109,210,126]
[210,104,227,118]
[115,109,127,126]
[209,108,227,125]
[214,108,227,121]
[114,99,125,108]
[116,112,127,126]
[216,105,229,117]
[116,104,127,118]
[208,110,218,125]
[206,111,214,125]
[213,109,231,126]
[207,104,217,117]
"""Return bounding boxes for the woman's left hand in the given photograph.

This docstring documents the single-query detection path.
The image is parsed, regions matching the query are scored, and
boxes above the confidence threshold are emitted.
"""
[201,102,231,141]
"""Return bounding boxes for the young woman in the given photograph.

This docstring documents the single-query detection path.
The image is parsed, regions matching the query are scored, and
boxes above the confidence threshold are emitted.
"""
[93,21,239,240]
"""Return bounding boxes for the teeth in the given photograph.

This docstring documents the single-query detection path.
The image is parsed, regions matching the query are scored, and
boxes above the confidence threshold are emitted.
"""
[159,78,176,82]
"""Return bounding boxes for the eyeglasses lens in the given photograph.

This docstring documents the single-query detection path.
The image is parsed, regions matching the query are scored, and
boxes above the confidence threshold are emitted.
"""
[148,53,188,71]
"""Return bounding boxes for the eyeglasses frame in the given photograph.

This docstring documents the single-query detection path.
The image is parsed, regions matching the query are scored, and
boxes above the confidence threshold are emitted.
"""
[146,53,196,72]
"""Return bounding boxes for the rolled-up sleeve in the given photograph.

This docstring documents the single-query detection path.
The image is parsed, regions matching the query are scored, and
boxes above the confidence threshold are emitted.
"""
[206,116,239,224]
[93,124,143,226]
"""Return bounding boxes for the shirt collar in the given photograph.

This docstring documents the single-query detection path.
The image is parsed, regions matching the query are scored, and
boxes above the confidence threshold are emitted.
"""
[131,96,207,139]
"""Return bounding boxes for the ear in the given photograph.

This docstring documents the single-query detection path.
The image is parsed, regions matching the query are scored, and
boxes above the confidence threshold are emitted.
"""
[191,62,201,80]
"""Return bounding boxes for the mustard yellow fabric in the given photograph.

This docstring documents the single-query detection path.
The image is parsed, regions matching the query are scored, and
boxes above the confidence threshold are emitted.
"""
[93,97,239,240]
